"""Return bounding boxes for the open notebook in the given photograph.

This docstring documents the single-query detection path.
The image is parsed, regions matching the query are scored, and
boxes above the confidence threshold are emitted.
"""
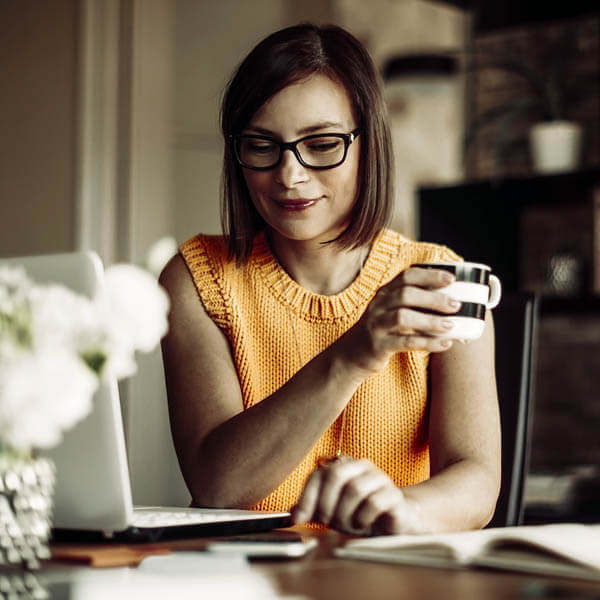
[0,251,290,542]
[335,523,600,581]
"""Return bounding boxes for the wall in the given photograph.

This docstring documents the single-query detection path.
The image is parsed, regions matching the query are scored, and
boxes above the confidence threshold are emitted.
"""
[0,0,78,257]
[0,0,182,506]
[122,0,183,505]
[331,0,469,237]
[172,0,310,245]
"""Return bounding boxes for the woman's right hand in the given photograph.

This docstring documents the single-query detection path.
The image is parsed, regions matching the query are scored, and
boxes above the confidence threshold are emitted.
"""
[340,266,461,375]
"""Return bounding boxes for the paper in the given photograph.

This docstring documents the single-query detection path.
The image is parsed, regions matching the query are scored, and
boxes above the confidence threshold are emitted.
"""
[335,523,600,581]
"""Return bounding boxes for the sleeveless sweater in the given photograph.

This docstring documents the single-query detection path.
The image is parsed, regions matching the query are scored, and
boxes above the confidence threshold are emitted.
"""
[180,229,459,512]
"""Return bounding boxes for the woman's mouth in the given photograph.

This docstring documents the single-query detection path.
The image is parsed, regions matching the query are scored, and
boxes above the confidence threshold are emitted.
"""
[274,198,319,211]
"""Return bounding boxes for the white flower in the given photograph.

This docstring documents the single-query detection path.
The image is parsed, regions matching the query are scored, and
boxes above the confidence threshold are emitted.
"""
[0,261,170,453]
[0,350,98,451]
[102,263,170,351]
[145,236,178,277]
[29,284,104,357]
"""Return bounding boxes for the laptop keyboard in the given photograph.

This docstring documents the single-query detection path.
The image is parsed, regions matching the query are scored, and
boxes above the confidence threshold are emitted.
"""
[131,508,231,528]
[130,506,289,529]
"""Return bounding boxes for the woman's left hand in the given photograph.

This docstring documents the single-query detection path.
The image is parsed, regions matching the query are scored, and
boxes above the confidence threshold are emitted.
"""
[291,457,422,535]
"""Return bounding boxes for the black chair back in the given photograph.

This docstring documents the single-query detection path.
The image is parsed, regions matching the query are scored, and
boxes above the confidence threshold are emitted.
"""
[487,292,539,528]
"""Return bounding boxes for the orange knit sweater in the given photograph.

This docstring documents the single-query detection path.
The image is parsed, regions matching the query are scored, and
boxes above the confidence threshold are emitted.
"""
[180,229,459,513]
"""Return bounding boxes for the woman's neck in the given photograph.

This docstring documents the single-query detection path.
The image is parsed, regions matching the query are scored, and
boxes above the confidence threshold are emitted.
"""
[266,231,369,296]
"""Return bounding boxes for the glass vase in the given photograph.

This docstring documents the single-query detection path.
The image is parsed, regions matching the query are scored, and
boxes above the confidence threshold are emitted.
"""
[0,454,55,598]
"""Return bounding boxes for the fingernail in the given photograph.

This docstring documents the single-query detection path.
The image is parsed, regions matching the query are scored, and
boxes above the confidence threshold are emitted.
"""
[448,298,461,309]
[440,272,454,284]
[441,339,453,348]
[441,319,454,329]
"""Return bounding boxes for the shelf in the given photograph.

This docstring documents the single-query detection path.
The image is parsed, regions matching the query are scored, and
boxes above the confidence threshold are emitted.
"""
[436,1,600,33]
[417,168,600,294]
[418,167,600,199]
[539,295,600,315]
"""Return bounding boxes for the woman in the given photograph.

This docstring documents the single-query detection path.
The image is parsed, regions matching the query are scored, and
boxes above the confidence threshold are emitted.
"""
[160,23,500,535]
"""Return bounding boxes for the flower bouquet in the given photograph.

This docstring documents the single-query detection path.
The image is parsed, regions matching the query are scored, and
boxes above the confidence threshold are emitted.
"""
[0,258,169,573]
[0,262,169,454]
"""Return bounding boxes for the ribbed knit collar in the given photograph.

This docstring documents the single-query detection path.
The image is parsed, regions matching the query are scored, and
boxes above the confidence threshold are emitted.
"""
[250,229,406,323]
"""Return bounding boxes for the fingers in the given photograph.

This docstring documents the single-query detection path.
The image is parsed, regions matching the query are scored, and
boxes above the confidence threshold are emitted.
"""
[399,266,454,289]
[372,268,462,338]
[389,334,454,354]
[291,468,323,525]
[366,304,456,354]
[339,267,462,374]
[292,458,417,536]
[365,267,462,354]
[316,459,372,527]
[376,305,455,336]
[352,487,413,534]
[333,467,391,530]
[291,458,368,527]
[380,274,461,316]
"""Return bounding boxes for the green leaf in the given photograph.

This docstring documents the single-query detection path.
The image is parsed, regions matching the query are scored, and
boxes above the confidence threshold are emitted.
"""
[80,349,107,375]
[0,310,33,349]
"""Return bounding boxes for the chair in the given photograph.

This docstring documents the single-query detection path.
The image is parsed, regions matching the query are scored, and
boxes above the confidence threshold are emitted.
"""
[487,292,539,528]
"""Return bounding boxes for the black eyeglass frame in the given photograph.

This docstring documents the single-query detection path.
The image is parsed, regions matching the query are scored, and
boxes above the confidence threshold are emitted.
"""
[230,128,361,171]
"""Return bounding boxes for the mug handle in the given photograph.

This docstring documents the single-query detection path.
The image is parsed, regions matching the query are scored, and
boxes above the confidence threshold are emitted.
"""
[486,275,502,309]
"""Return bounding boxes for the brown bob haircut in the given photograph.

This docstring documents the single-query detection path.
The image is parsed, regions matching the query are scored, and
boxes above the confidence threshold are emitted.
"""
[220,23,394,263]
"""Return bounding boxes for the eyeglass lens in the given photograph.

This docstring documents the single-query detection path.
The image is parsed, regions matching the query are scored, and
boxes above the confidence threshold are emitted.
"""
[237,135,348,169]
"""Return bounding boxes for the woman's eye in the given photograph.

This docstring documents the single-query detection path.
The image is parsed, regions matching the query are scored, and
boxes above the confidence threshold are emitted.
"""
[305,138,342,153]
[248,142,275,154]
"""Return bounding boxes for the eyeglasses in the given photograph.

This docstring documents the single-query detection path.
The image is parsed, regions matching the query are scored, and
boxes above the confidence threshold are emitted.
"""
[231,128,361,171]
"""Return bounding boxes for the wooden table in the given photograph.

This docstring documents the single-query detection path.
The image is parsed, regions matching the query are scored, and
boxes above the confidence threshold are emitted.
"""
[49,526,600,600]
[253,527,600,600]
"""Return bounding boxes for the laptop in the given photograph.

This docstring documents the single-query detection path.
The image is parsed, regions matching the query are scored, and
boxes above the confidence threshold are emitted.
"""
[0,250,291,542]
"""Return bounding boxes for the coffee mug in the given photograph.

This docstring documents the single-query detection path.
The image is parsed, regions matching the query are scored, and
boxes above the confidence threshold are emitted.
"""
[413,261,502,340]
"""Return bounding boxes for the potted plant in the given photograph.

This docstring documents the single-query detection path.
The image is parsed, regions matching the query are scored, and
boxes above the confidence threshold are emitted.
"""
[463,32,587,175]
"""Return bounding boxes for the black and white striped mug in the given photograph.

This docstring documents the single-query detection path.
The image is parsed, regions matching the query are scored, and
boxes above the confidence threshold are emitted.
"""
[414,261,502,340]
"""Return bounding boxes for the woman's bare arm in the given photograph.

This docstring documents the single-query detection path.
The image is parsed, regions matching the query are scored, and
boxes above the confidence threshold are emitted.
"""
[291,310,501,534]
[402,309,501,531]
[161,254,364,507]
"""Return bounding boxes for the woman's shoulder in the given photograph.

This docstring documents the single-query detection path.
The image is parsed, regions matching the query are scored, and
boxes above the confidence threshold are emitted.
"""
[180,234,229,264]
[175,234,234,297]
[174,234,234,327]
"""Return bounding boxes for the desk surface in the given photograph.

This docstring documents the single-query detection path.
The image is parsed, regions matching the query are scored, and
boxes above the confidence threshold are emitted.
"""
[48,526,600,600]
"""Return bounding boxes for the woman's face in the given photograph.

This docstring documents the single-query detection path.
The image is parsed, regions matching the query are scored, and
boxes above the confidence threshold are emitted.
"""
[241,74,360,245]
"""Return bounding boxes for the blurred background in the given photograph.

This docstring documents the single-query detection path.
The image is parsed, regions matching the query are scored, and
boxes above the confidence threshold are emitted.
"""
[1,0,599,515]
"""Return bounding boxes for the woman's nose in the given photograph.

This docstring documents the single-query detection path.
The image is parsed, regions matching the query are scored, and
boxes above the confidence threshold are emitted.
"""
[274,149,309,187]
